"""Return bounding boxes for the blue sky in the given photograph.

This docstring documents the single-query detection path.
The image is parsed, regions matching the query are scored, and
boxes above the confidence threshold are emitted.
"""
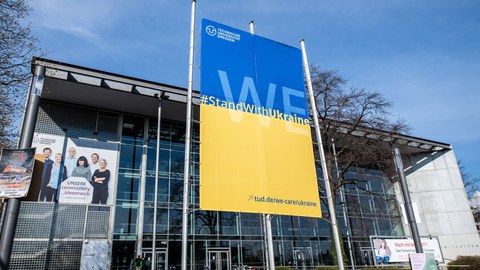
[28,0,480,180]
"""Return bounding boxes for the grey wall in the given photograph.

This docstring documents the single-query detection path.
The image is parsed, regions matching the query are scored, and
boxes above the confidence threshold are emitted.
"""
[397,149,480,262]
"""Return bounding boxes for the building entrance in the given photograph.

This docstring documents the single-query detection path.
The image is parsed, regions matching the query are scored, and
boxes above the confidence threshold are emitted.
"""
[293,248,313,270]
[207,249,231,270]
[360,247,373,266]
[142,249,168,270]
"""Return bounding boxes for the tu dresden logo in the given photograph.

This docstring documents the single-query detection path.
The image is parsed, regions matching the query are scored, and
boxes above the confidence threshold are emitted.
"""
[206,25,217,36]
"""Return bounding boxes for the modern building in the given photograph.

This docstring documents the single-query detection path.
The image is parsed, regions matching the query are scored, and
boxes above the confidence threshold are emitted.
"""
[7,57,479,269]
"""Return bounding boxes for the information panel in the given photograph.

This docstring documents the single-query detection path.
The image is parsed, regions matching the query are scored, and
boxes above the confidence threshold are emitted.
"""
[200,19,321,217]
[371,237,444,265]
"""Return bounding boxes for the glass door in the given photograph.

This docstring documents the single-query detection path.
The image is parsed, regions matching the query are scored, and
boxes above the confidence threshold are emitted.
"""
[142,249,168,270]
[293,248,313,270]
[207,250,231,270]
[293,250,305,270]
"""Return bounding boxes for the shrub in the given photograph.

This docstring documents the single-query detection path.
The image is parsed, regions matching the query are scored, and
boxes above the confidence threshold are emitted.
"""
[447,256,480,270]
[314,267,338,270]
[315,266,408,270]
[275,267,294,270]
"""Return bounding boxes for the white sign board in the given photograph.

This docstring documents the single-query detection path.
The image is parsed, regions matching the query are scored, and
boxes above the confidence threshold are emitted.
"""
[59,177,93,204]
[371,237,443,264]
[80,240,110,270]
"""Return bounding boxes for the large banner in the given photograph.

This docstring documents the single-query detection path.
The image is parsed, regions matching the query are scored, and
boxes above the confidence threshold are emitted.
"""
[0,148,35,198]
[371,237,443,265]
[31,133,119,205]
[200,19,321,217]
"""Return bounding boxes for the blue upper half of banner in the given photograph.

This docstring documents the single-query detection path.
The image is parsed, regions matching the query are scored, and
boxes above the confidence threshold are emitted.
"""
[200,19,308,121]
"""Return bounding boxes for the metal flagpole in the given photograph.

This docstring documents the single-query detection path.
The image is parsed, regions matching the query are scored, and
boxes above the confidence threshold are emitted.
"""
[0,65,45,269]
[151,95,163,270]
[331,139,356,269]
[182,1,196,270]
[249,20,275,270]
[393,147,423,253]
[265,215,275,270]
[300,40,345,270]
[261,212,269,270]
[137,133,148,256]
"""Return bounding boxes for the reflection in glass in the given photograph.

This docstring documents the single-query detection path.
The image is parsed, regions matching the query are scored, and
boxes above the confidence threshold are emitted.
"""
[114,205,138,234]
[112,116,405,268]
[143,207,168,234]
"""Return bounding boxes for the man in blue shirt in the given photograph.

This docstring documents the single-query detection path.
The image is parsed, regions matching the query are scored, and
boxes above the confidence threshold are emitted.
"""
[64,147,77,178]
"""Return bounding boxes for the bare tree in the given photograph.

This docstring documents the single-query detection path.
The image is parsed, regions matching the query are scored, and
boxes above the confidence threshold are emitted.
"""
[459,162,480,225]
[311,65,408,203]
[459,161,480,198]
[309,65,409,263]
[1,0,41,148]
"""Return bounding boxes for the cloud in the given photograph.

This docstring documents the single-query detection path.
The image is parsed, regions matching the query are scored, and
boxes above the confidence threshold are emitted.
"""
[29,0,119,53]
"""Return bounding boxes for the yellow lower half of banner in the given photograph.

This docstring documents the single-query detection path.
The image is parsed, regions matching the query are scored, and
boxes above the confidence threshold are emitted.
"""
[200,105,321,218]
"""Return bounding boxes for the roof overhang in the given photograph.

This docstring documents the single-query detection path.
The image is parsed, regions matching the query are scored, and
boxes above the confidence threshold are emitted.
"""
[32,57,451,154]
[33,57,199,121]
[328,121,451,155]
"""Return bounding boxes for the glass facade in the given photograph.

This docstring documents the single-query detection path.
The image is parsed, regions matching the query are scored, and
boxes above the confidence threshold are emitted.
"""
[109,111,403,269]
[342,170,404,265]
[11,100,403,269]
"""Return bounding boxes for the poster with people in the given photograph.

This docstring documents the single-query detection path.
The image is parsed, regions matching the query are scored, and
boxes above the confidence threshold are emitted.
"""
[58,138,118,205]
[0,148,36,198]
[372,238,392,264]
[31,133,66,202]
[30,133,119,205]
